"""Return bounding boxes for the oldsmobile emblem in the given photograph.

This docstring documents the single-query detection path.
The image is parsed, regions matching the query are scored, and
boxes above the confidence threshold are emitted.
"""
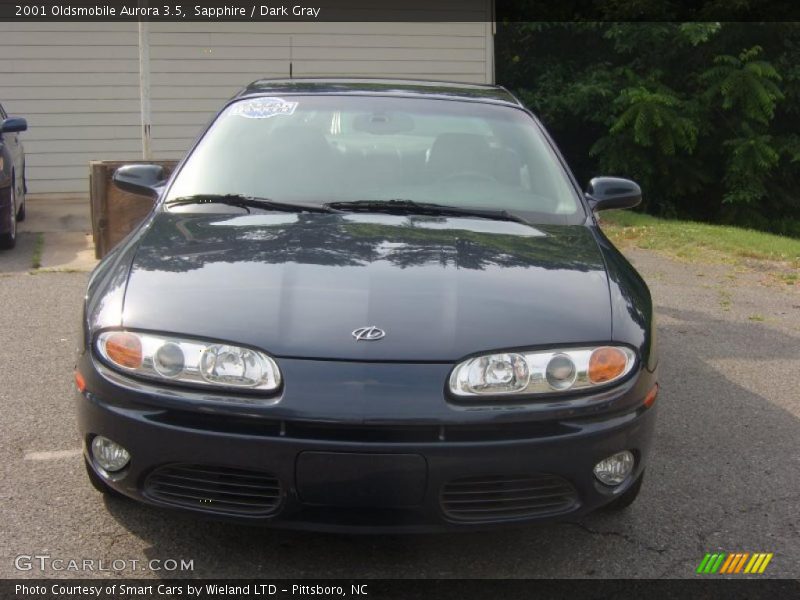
[352,326,386,341]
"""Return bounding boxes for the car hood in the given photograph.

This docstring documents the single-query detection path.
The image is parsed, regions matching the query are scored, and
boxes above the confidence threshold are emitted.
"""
[122,212,611,361]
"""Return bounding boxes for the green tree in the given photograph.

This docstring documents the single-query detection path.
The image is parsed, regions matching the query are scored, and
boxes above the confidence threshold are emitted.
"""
[496,22,800,236]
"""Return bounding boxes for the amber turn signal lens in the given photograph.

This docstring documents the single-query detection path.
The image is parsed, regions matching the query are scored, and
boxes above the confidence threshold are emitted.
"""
[643,383,659,408]
[74,371,86,393]
[588,346,628,384]
[104,332,143,369]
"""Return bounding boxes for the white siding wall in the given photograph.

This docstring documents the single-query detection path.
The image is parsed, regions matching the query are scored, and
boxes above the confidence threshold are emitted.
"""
[147,21,493,163]
[0,15,493,195]
[0,22,140,194]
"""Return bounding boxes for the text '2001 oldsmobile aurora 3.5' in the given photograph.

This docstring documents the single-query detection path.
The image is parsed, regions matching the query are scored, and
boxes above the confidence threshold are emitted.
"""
[75,79,658,532]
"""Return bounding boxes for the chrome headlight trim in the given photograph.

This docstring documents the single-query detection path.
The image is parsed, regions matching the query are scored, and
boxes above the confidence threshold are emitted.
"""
[449,345,637,397]
[95,329,281,392]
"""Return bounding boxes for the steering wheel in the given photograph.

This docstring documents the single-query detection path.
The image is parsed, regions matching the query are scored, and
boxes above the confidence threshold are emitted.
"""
[442,171,497,183]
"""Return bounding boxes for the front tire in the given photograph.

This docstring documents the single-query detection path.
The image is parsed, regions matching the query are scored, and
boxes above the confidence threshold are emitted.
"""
[16,185,25,222]
[0,174,17,250]
[16,164,26,222]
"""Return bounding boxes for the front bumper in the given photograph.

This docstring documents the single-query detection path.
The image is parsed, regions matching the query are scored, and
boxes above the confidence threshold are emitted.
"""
[76,353,658,533]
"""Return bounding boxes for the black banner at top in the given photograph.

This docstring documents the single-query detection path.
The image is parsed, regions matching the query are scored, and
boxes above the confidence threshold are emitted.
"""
[2,0,800,22]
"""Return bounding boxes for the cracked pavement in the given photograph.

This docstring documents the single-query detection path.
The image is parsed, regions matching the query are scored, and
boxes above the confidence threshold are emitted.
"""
[1,235,798,579]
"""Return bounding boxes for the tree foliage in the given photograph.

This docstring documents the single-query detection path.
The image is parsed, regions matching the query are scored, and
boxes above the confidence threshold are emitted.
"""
[496,22,800,236]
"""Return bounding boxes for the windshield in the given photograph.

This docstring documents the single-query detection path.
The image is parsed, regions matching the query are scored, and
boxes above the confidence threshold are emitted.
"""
[165,95,585,224]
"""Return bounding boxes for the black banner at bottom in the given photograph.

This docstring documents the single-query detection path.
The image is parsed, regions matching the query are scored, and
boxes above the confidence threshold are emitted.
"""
[3,579,799,600]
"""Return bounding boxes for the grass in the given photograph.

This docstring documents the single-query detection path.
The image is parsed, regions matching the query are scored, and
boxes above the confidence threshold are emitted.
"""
[31,233,44,269]
[600,211,800,267]
[718,289,733,311]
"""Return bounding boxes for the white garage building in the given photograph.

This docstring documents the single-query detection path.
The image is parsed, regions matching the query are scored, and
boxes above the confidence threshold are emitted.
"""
[0,11,495,196]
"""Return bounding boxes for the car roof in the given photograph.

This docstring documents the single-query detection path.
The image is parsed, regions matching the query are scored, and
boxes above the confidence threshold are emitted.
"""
[236,78,523,107]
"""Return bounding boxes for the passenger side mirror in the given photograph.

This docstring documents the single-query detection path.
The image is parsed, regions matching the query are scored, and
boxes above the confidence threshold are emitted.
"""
[113,164,166,198]
[585,177,642,211]
[1,117,27,134]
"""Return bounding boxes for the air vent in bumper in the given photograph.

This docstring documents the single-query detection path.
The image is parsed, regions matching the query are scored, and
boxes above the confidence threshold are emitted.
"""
[440,473,578,522]
[145,464,282,516]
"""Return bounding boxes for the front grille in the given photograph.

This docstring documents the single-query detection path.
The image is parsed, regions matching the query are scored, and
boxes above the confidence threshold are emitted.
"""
[145,464,282,516]
[440,473,578,522]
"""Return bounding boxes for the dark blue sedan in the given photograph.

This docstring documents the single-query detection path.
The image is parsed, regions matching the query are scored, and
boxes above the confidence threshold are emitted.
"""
[0,102,27,249]
[76,79,658,532]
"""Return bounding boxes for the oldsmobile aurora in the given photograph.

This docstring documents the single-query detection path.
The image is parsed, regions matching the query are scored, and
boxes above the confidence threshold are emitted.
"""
[76,79,658,531]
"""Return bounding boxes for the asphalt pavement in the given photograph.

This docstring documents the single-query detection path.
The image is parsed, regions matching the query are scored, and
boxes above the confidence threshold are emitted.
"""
[1,231,798,580]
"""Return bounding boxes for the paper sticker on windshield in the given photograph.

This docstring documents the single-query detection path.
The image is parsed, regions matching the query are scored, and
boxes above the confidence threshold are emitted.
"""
[229,97,298,119]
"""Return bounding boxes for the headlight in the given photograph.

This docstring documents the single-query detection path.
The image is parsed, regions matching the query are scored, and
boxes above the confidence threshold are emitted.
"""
[449,346,636,397]
[96,330,281,392]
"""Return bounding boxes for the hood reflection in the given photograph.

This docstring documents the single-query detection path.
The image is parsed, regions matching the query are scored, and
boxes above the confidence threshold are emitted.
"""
[135,212,603,274]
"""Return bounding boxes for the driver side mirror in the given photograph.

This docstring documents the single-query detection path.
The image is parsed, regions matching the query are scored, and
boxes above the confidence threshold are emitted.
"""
[586,177,642,211]
[113,164,166,198]
[1,117,27,134]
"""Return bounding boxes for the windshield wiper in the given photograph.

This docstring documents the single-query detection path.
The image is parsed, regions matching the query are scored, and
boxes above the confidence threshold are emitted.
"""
[166,194,338,213]
[325,199,532,226]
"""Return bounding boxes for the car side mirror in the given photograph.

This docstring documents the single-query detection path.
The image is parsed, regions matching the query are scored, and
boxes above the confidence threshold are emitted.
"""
[113,164,166,198]
[586,177,642,211]
[1,117,28,134]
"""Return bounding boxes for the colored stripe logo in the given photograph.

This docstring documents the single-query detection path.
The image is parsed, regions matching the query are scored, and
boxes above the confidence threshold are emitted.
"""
[696,552,773,574]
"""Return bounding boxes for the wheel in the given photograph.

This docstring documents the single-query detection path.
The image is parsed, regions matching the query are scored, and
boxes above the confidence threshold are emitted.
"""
[0,174,17,250]
[602,471,644,511]
[84,457,124,499]
[16,170,25,222]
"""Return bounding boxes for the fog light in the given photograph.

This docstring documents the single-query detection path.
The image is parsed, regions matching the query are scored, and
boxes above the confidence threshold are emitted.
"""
[91,436,130,473]
[593,450,634,486]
